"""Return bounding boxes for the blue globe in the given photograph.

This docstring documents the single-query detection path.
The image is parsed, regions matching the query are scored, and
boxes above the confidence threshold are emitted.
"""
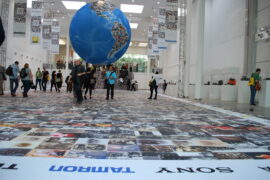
[69,1,131,65]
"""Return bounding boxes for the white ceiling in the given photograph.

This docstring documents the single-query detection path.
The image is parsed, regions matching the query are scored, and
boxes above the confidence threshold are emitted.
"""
[41,0,169,43]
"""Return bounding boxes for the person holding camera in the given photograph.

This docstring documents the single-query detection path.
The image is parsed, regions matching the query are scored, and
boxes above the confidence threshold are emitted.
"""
[105,65,117,100]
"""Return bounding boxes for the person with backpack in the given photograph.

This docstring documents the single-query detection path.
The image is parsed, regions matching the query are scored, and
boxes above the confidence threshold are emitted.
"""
[21,63,33,97]
[42,67,49,91]
[248,68,262,106]
[105,65,117,100]
[56,70,63,92]
[162,80,168,94]
[35,68,42,91]
[0,64,6,95]
[8,61,20,97]
[148,72,162,100]
[84,66,96,99]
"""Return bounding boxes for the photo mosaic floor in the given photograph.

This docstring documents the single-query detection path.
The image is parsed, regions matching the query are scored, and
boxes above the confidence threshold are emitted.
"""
[0,90,270,160]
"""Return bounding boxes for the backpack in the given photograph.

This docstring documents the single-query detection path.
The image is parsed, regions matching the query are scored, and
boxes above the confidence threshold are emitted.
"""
[6,66,13,76]
[20,68,27,78]
[149,79,156,87]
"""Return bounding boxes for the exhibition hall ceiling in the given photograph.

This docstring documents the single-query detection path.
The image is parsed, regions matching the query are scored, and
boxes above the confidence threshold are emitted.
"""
[37,0,169,43]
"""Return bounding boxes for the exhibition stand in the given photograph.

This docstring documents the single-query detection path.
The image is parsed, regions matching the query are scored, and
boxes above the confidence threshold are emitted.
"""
[221,85,238,101]
[259,80,270,108]
[209,85,221,100]
[237,80,250,104]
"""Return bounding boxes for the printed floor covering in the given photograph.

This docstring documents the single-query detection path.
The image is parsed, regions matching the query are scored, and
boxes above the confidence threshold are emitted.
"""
[0,89,270,160]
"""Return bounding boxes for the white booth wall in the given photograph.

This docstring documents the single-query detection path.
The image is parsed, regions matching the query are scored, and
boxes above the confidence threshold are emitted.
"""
[256,0,270,79]
[4,0,48,91]
[202,0,246,84]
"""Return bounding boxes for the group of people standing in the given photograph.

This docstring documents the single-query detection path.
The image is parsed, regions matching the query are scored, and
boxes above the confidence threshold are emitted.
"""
[0,61,64,97]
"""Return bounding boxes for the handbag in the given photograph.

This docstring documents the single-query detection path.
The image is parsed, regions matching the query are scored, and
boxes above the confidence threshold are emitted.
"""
[255,82,261,91]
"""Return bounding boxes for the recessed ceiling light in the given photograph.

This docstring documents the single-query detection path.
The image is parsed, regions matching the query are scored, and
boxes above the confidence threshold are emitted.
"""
[62,1,86,10]
[130,23,138,29]
[157,2,160,5]
[27,0,32,8]
[121,4,144,14]
[138,42,148,47]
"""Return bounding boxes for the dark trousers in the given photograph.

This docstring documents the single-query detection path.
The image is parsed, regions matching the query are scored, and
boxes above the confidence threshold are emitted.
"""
[10,78,19,94]
[74,82,83,102]
[149,86,158,99]
[42,79,48,91]
[50,82,58,92]
[85,84,93,97]
[106,84,114,99]
[35,79,42,90]
[131,84,136,91]
[22,80,31,95]
[250,85,257,105]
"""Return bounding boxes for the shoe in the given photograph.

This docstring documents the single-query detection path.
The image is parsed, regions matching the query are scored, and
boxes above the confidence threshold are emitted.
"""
[23,93,27,97]
[90,96,92,99]
[251,103,256,106]
[106,97,109,100]
[148,97,152,99]
[11,93,16,97]
[154,97,157,100]
[84,96,87,100]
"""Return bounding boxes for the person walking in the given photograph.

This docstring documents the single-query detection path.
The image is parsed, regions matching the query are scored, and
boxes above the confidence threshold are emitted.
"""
[50,71,58,92]
[105,65,117,100]
[0,16,5,47]
[56,70,63,92]
[9,61,20,97]
[42,67,49,91]
[162,80,168,94]
[249,68,262,106]
[71,59,85,104]
[21,63,33,97]
[0,64,6,95]
[35,67,42,91]
[84,66,96,99]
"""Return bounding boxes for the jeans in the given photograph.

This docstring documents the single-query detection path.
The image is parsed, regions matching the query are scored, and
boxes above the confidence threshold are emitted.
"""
[35,79,42,90]
[10,78,19,94]
[42,79,48,91]
[22,80,31,95]
[106,84,114,99]
[250,85,256,105]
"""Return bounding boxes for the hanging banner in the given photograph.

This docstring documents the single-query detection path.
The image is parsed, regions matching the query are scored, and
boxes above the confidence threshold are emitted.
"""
[13,0,27,36]
[30,1,42,44]
[166,0,178,43]
[148,26,154,56]
[51,21,60,54]
[158,8,167,50]
[42,19,52,49]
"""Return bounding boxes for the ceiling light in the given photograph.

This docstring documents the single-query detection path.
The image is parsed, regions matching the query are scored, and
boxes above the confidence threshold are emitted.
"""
[130,23,138,29]
[27,0,32,8]
[59,39,66,45]
[138,42,147,47]
[121,4,144,14]
[62,1,86,10]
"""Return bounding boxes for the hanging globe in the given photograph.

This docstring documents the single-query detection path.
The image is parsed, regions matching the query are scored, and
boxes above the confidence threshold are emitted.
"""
[69,1,131,65]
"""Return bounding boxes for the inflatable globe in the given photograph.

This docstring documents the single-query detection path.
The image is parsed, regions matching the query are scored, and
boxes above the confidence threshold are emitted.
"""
[69,1,131,65]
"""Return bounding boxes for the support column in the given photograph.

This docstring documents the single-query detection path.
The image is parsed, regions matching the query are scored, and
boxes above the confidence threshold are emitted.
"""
[184,0,192,98]
[194,0,205,100]
[65,33,70,77]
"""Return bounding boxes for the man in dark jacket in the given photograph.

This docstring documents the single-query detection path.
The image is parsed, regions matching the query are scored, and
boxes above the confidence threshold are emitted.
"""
[71,59,85,104]
[0,17,5,46]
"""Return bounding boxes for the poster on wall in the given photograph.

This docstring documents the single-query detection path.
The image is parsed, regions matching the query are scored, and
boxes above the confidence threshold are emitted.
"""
[166,0,178,43]
[30,1,42,44]
[158,8,167,50]
[42,19,52,49]
[51,21,60,54]
[13,0,27,36]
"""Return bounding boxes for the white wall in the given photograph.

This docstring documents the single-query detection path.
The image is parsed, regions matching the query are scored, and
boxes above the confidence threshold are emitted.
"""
[203,0,246,83]
[126,46,147,55]
[4,0,49,91]
[256,0,270,78]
